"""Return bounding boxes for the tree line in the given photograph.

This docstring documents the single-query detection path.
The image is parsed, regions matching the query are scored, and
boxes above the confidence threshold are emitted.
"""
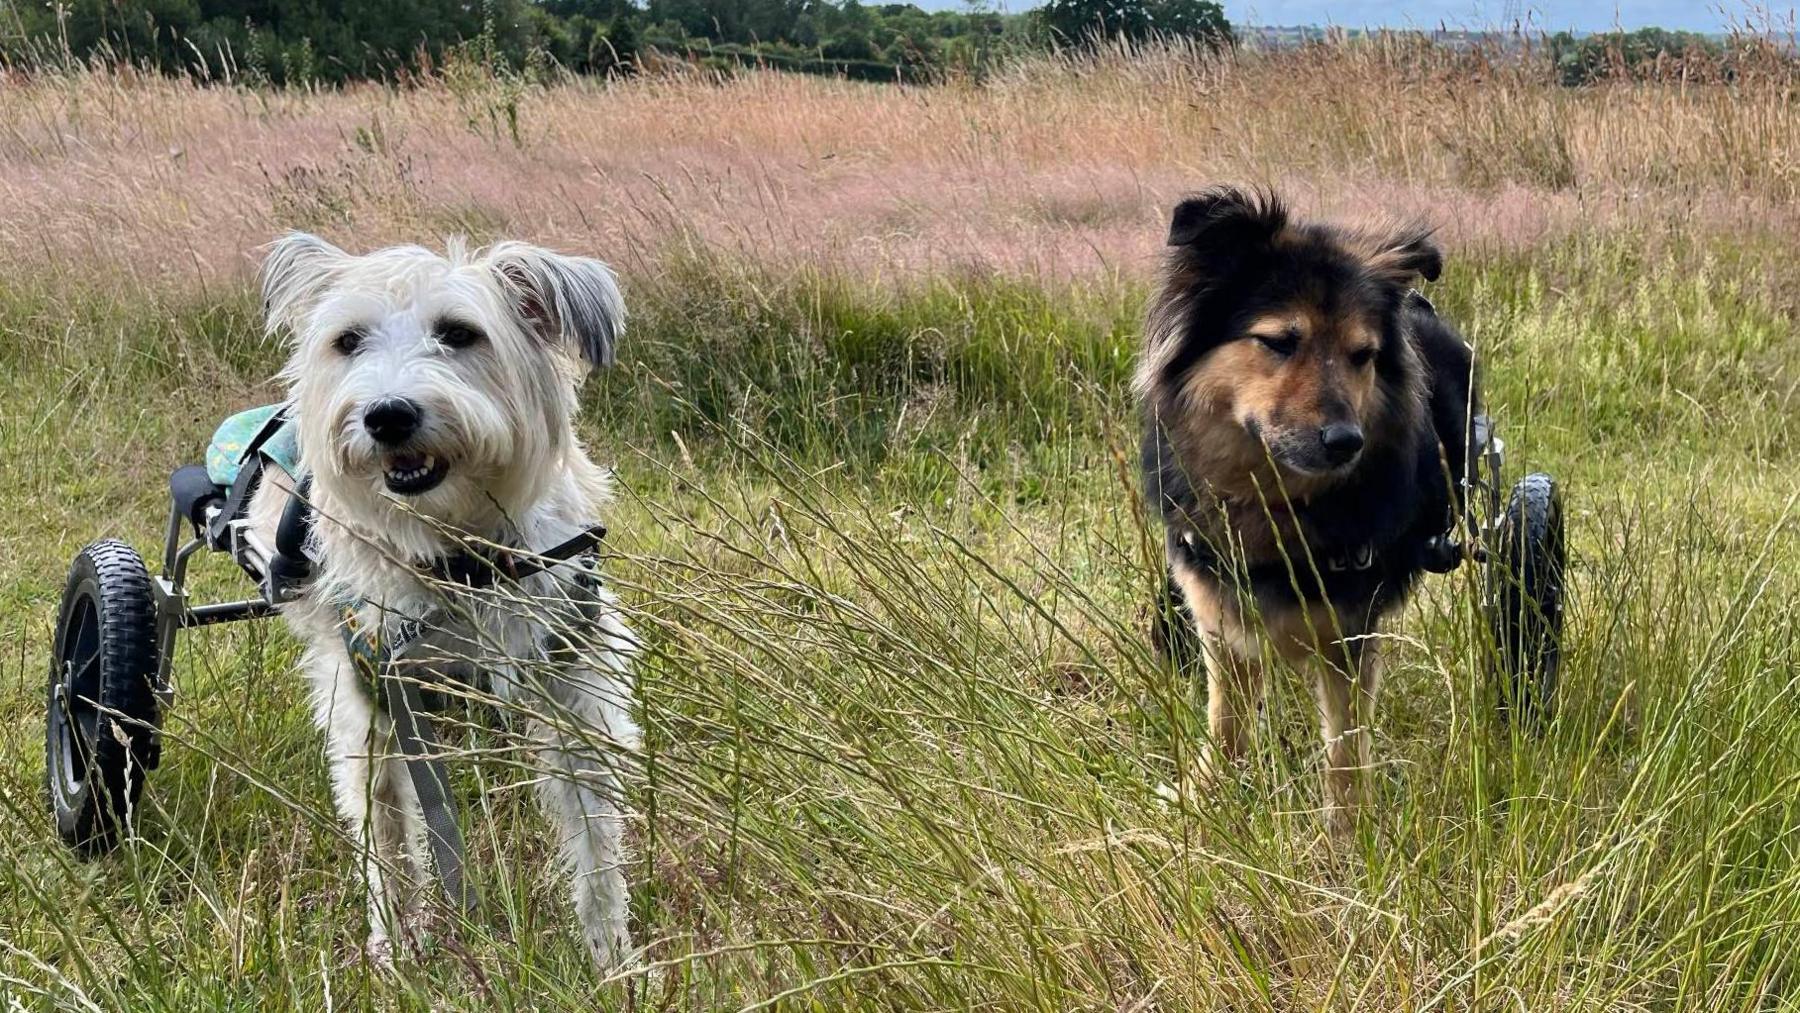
[8,4,1745,89]
[1545,28,1778,86]
[0,0,1231,85]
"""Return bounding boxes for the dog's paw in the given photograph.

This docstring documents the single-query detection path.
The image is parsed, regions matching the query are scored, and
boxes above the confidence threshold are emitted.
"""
[1173,751,1243,797]
[1154,759,1241,811]
[582,920,644,979]
[1324,805,1357,840]
[1300,821,1365,878]
[396,902,443,959]
[364,934,397,970]
[1188,756,1232,794]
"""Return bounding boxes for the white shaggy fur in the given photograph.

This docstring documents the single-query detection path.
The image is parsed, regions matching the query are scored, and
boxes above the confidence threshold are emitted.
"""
[248,233,639,968]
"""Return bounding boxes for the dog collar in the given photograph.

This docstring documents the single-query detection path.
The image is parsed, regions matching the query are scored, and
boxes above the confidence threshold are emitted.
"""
[334,523,609,671]
[423,524,609,590]
[1324,542,1376,572]
[1177,529,1378,594]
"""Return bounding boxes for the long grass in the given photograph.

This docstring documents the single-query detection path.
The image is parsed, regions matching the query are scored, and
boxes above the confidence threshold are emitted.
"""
[5,33,1800,289]
[1,42,1798,1010]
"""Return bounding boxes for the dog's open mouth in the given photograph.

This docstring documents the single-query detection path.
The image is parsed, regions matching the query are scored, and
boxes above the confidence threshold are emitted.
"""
[382,452,449,495]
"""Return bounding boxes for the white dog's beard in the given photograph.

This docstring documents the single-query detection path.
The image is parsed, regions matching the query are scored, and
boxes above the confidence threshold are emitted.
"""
[325,413,496,509]
[305,398,565,564]
[318,446,496,545]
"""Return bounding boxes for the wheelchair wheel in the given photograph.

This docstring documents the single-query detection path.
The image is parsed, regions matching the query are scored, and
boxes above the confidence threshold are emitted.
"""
[46,539,162,854]
[1489,474,1565,730]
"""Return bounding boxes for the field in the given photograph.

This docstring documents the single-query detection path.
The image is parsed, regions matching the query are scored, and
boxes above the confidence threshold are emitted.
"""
[2,40,1798,1009]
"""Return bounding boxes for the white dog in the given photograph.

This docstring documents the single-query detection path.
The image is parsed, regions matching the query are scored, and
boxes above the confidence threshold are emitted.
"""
[248,232,639,968]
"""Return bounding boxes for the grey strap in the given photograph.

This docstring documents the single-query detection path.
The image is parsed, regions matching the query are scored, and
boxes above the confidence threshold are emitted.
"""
[380,666,479,915]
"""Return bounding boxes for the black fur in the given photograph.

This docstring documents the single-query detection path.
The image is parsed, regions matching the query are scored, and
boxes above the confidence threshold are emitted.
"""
[1143,188,1479,624]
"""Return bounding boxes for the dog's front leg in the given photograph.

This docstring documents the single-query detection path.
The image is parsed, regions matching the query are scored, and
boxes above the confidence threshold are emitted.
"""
[303,646,424,963]
[1198,639,1263,788]
[1312,641,1380,837]
[525,657,639,970]
[1167,567,1262,792]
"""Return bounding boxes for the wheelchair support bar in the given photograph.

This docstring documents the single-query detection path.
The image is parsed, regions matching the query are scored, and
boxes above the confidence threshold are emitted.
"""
[181,599,276,627]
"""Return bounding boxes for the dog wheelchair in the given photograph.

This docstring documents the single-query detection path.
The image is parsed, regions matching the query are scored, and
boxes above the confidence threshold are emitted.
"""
[46,405,605,884]
[1426,414,1568,727]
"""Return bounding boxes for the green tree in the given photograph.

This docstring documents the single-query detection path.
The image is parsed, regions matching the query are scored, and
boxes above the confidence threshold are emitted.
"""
[816,0,878,61]
[1549,28,1723,86]
[1036,0,1228,47]
[602,11,640,73]
[0,0,1120,86]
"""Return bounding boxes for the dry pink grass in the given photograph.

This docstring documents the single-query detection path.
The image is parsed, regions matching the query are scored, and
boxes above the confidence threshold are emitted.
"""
[2,41,1796,291]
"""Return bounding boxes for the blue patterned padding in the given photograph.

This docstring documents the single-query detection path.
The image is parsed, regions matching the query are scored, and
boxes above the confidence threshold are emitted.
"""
[205,404,301,486]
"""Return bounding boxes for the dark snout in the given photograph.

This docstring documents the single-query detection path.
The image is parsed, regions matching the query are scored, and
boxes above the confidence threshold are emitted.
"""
[363,397,422,447]
[1319,422,1364,466]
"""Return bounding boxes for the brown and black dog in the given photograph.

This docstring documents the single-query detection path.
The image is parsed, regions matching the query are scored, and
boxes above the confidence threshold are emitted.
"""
[1138,186,1476,833]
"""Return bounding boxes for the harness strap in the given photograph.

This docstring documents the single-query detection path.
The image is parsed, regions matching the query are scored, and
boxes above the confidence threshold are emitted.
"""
[381,667,480,915]
[426,525,608,590]
[1178,530,1377,590]
[340,604,479,915]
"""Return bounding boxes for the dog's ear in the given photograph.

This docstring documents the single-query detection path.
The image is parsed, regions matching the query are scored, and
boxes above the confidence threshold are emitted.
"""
[488,243,624,370]
[261,232,348,337]
[1364,226,1443,285]
[1166,186,1288,254]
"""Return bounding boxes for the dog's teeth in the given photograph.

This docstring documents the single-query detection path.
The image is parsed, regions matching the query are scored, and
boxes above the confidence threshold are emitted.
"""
[384,454,443,488]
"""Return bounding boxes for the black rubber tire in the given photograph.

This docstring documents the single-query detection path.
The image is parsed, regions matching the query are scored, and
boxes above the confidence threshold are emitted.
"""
[45,539,162,854]
[1489,473,1566,731]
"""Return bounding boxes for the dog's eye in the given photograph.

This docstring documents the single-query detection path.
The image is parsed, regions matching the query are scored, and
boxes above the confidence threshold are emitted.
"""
[1255,334,1298,358]
[437,323,485,350]
[1349,346,1376,368]
[333,329,365,356]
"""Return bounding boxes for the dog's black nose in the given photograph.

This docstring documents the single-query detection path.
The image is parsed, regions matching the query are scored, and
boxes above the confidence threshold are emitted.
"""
[363,398,422,446]
[1319,423,1364,465]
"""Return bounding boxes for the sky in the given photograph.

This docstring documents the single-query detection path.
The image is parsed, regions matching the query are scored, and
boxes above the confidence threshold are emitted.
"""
[1222,2,1743,32]
[951,1,1766,33]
